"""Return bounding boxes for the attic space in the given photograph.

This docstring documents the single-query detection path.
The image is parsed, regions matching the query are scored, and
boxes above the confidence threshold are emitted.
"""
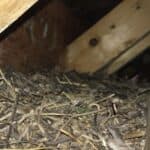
[0,0,149,81]
[0,0,122,72]
[0,1,150,150]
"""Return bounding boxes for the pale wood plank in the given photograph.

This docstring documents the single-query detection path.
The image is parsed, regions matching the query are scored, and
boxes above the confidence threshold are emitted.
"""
[63,0,150,73]
[0,0,38,34]
[104,33,150,74]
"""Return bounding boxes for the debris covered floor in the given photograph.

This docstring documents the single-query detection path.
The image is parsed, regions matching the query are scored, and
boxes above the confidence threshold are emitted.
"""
[0,68,148,150]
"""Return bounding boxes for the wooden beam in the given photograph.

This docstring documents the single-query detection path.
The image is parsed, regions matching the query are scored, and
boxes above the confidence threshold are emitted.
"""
[62,0,150,74]
[104,33,150,74]
[0,0,38,34]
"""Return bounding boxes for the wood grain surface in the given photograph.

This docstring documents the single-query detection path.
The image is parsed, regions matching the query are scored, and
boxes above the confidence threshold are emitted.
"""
[0,0,38,33]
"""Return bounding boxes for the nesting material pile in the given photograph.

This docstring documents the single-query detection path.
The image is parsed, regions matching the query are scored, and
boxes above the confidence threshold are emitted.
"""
[0,68,148,150]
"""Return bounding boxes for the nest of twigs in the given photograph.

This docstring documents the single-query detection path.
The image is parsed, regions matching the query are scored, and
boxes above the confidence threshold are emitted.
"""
[0,68,148,149]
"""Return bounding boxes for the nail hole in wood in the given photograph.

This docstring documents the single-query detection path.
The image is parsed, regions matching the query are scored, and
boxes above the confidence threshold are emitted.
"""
[110,24,116,29]
[136,5,141,10]
[89,38,99,47]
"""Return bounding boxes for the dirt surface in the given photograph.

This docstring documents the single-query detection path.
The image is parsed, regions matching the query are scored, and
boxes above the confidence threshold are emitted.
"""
[0,68,149,150]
